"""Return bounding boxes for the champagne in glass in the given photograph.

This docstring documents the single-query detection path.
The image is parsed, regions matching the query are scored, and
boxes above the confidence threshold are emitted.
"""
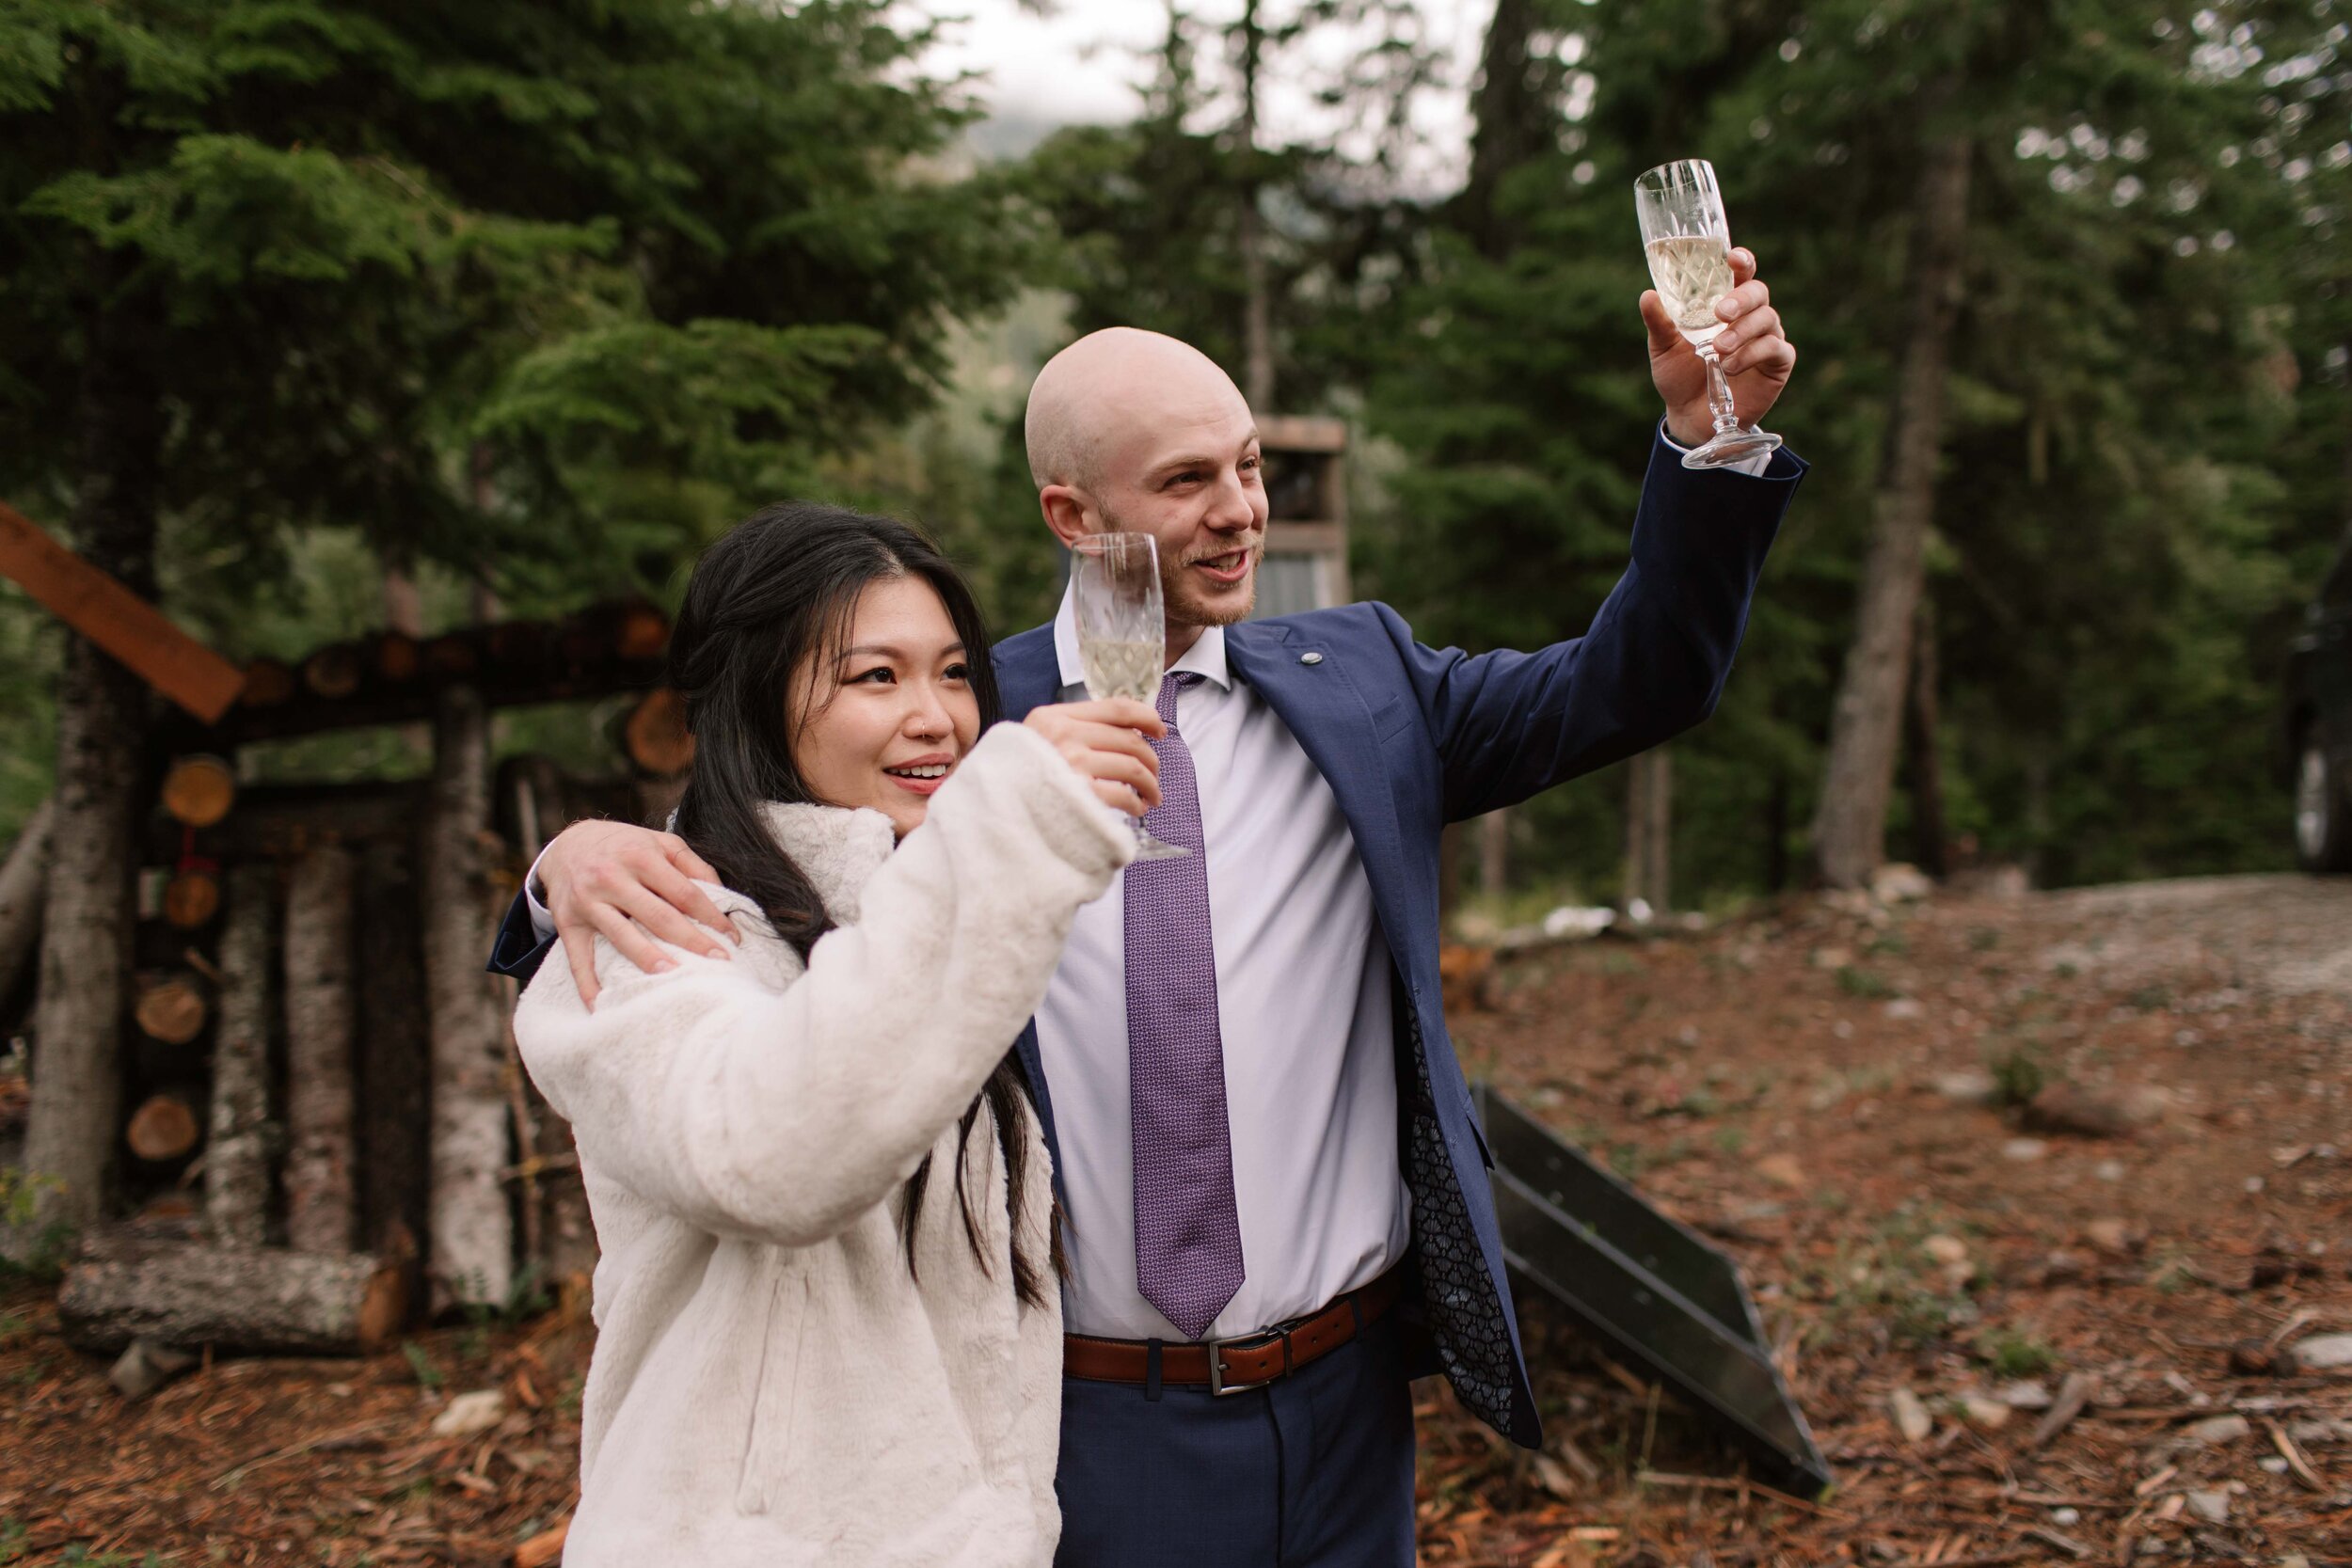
[1634,159,1782,469]
[1069,532,1189,862]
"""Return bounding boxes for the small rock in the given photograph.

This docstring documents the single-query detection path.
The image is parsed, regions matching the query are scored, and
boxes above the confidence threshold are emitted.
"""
[107,1338,198,1402]
[2039,1250,2087,1286]
[2259,1455,2289,1474]
[1961,1395,2012,1431]
[2002,1138,2049,1163]
[1890,1386,1933,1444]
[2290,1333,2352,1370]
[1923,1234,1970,1267]
[430,1388,506,1438]
[2093,1159,2124,1181]
[1932,1070,1999,1106]
[2185,1489,2230,1524]
[2228,1339,2280,1377]
[1756,1153,1806,1190]
[1884,998,1925,1022]
[2181,1414,2251,1448]
[2086,1218,2137,1256]
[2022,1082,2165,1139]
[1996,1380,2055,1410]
[1871,863,1935,903]
[2050,1507,2079,1527]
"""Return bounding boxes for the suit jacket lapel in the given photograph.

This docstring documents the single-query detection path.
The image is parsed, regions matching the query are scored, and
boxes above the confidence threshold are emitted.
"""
[992,624,1072,1187]
[1222,621,1412,959]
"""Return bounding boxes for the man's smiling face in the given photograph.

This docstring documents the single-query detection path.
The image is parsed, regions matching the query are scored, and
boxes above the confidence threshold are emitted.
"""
[1028,329,1271,651]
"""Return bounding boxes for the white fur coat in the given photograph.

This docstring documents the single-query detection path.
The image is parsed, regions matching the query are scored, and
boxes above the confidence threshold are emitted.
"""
[515,721,1133,1567]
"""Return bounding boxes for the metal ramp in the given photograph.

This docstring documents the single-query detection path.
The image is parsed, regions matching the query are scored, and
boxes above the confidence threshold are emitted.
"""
[1473,1083,1835,1498]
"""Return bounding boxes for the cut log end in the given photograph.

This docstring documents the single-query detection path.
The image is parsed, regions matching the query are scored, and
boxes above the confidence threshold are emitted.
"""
[160,755,237,829]
[163,869,220,929]
[125,1093,200,1163]
[134,974,209,1045]
[624,688,695,778]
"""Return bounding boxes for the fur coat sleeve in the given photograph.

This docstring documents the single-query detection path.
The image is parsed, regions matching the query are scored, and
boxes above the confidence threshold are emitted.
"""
[516,720,1132,1247]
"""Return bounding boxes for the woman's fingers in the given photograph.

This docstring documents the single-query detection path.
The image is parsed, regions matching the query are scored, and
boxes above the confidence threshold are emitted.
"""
[1052,696,1167,737]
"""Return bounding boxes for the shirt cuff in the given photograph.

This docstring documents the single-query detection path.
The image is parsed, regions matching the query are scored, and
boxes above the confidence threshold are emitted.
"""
[525,847,557,942]
[1658,419,1775,478]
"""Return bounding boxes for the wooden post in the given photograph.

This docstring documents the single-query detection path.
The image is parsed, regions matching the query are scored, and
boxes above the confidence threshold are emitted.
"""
[1477,807,1511,900]
[206,863,275,1246]
[0,798,53,1006]
[1624,747,1673,914]
[422,686,513,1309]
[283,843,358,1252]
[357,838,431,1281]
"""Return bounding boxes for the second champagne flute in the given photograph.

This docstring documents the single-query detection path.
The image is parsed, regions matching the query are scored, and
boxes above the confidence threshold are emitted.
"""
[1635,158,1782,470]
[1069,532,1190,862]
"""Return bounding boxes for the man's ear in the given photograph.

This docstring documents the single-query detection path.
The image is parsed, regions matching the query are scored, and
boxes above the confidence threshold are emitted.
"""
[1039,484,1092,547]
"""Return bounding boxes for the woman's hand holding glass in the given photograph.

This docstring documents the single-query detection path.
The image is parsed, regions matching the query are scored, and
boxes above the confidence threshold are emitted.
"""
[1024,698,1166,817]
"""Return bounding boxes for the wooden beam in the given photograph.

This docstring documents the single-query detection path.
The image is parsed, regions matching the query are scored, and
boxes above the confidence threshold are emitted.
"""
[0,499,244,722]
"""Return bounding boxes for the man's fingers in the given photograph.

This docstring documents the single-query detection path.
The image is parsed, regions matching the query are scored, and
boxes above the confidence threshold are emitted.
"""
[611,879,733,960]
[662,836,722,886]
[1715,277,1770,324]
[1638,289,1682,355]
[1727,334,1797,384]
[563,922,603,1010]
[643,854,735,943]
[1712,305,1782,360]
[587,904,676,978]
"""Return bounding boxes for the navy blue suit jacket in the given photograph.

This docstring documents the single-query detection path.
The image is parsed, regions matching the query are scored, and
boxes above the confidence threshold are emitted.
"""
[488,431,1805,1448]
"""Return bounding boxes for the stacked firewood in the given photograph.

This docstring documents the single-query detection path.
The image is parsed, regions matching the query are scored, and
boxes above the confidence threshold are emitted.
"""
[38,604,688,1364]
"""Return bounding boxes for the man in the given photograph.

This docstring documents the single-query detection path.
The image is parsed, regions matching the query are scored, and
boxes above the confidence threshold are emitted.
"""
[490,257,1801,1565]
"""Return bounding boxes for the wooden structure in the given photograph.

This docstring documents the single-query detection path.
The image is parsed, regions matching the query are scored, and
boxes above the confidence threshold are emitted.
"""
[2,499,667,1347]
[1251,416,1352,616]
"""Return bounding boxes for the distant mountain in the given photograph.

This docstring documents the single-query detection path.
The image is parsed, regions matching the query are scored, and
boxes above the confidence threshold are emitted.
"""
[962,112,1087,163]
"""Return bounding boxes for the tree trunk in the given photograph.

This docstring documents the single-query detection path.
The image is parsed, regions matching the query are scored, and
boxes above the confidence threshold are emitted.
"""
[357,837,432,1282]
[1477,806,1511,899]
[207,863,276,1245]
[283,843,358,1252]
[1904,596,1949,879]
[1235,0,1275,412]
[0,798,55,1007]
[1459,0,1553,260]
[1809,134,1973,888]
[20,282,166,1246]
[57,1232,405,1356]
[1624,748,1673,914]
[422,686,512,1309]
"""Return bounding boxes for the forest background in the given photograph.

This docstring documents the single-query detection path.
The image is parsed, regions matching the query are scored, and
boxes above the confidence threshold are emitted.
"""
[2,0,2346,922]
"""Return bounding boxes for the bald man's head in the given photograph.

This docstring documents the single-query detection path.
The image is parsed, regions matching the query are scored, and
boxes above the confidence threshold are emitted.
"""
[1024,327,1242,493]
[1022,326,1269,650]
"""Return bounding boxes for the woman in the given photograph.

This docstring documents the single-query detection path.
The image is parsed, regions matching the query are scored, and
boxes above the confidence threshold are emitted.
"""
[514,503,1163,1566]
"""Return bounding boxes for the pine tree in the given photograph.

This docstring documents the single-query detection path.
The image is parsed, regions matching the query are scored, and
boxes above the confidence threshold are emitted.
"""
[0,0,1030,1244]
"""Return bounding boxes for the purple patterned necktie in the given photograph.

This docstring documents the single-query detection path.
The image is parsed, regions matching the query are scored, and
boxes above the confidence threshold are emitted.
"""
[1126,670,1245,1340]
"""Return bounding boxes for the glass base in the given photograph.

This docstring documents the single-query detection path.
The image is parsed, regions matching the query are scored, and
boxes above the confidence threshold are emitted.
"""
[1680,426,1782,469]
[1134,830,1191,861]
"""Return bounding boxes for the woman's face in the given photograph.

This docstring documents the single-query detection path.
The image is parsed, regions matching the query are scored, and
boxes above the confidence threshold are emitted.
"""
[790,575,983,837]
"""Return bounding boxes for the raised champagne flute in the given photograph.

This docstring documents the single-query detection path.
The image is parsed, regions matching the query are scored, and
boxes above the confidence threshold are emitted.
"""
[1635,158,1782,470]
[1069,532,1190,862]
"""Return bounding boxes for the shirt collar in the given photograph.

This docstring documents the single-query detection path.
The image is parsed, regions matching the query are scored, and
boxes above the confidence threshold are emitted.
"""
[1051,578,1233,693]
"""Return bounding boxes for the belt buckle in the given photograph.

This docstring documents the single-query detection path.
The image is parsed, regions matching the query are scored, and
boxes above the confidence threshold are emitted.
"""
[1204,1325,1291,1397]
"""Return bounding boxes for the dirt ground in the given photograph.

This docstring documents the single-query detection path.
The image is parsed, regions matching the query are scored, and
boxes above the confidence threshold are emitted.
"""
[4,873,2348,1566]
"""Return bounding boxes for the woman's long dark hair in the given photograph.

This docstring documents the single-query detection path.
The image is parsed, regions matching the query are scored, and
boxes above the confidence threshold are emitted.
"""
[666,501,1050,1307]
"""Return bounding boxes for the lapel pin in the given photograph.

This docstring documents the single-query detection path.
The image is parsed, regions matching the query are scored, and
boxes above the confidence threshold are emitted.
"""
[1299,652,1324,666]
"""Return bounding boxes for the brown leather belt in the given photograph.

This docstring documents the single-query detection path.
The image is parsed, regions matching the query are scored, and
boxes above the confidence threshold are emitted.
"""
[1063,1266,1405,1396]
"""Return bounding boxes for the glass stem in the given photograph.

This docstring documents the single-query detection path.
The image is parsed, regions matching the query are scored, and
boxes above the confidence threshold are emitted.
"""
[1699,343,1740,436]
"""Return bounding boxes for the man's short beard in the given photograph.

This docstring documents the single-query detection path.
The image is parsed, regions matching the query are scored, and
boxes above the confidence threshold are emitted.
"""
[1096,499,1260,630]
